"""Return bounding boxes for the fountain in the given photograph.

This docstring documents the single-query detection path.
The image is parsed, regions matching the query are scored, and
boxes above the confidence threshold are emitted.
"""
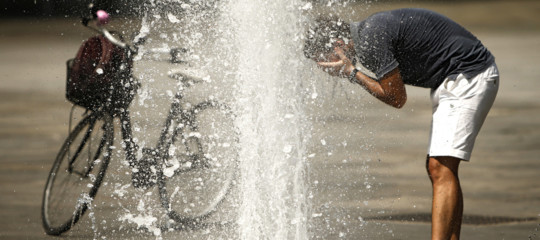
[75,0,386,238]
[111,0,313,239]
[226,0,310,239]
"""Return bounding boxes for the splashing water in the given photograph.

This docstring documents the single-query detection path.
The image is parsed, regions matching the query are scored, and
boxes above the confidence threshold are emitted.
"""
[113,0,312,238]
[225,0,311,239]
[78,193,100,239]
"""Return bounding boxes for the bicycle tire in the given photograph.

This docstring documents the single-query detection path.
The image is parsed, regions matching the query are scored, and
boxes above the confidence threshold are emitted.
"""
[158,100,238,224]
[42,113,114,235]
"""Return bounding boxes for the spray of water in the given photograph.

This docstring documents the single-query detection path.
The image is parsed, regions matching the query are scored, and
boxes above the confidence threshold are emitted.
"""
[102,0,314,238]
[224,0,311,239]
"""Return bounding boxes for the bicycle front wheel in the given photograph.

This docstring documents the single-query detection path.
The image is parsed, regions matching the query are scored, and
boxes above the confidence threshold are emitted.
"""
[159,101,238,224]
[42,113,114,235]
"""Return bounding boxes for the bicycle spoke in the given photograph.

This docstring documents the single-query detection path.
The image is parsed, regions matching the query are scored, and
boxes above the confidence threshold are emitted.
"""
[68,118,96,176]
[42,113,113,236]
[158,101,238,222]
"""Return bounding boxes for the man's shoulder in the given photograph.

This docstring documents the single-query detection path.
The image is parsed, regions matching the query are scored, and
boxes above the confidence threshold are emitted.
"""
[385,8,436,16]
[360,9,406,31]
[369,8,442,22]
[365,10,397,24]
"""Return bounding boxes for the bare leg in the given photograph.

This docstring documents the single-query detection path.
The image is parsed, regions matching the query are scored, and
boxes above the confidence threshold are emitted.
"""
[426,156,463,240]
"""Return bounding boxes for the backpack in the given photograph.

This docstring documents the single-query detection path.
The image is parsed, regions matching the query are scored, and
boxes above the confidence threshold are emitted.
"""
[66,35,137,112]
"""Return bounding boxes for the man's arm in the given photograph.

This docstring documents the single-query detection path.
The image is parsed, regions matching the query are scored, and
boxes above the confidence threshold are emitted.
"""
[351,67,407,108]
[317,47,407,109]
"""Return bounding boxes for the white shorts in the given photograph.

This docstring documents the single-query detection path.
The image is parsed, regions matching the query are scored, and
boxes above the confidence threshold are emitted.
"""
[428,63,499,161]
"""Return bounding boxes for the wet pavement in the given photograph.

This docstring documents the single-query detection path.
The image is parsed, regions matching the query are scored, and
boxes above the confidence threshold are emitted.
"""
[1,1,540,239]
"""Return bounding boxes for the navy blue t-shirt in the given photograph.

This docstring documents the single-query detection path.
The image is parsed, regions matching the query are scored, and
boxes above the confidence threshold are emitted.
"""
[350,8,494,89]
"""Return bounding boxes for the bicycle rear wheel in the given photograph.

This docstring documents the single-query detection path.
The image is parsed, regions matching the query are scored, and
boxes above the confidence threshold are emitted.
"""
[42,113,114,235]
[158,101,238,224]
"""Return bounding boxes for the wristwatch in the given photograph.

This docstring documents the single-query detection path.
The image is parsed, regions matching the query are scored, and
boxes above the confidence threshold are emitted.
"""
[348,68,359,84]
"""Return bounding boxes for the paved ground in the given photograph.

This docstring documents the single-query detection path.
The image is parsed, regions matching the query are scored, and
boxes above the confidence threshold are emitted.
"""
[1,1,540,239]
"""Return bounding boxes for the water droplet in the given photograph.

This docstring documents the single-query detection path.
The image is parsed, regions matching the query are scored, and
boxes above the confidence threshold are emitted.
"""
[283,145,293,153]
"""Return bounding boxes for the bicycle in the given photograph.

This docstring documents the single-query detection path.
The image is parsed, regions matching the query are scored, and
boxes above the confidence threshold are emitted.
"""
[41,9,238,236]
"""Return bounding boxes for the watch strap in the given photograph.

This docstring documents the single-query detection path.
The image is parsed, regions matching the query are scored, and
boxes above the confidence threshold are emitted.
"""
[349,68,359,83]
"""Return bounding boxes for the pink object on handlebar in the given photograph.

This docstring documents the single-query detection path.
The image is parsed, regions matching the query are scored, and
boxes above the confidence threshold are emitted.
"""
[96,10,110,25]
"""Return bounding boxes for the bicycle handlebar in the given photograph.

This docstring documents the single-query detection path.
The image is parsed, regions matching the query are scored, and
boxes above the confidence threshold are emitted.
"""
[102,28,128,48]
[82,9,134,52]
[81,7,183,64]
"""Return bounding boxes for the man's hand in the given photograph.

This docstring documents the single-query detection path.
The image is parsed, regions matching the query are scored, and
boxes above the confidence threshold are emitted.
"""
[316,46,355,78]
[310,39,407,109]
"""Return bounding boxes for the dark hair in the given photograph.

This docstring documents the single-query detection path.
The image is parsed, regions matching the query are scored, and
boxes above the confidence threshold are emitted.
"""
[304,16,351,59]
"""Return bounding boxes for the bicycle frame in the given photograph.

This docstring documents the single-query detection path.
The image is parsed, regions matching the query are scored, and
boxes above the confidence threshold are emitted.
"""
[82,15,206,184]
[42,10,237,236]
[118,91,192,175]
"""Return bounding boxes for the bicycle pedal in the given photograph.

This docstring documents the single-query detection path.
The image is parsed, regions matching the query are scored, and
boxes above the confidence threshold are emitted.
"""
[163,154,210,174]
[132,148,158,189]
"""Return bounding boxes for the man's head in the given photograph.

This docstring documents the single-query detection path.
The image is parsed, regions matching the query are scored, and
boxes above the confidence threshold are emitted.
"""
[304,16,353,62]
